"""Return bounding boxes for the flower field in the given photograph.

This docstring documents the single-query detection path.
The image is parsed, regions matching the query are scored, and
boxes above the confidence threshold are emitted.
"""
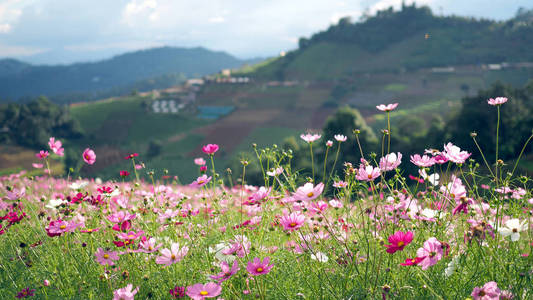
[1,99,532,299]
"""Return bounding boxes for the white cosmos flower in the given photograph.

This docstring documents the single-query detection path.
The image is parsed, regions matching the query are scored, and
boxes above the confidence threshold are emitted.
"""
[498,218,528,242]
[310,251,329,263]
[45,198,67,210]
[444,256,459,277]
[69,181,88,190]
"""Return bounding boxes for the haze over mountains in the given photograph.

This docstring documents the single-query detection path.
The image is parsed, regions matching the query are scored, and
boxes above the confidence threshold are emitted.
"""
[0,47,259,103]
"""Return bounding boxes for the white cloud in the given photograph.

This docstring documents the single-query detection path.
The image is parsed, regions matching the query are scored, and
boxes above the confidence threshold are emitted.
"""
[0,23,11,33]
[208,16,225,23]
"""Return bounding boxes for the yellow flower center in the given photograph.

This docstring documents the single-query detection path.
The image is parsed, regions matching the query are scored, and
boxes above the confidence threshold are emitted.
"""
[290,222,297,227]
[128,235,135,239]
[307,192,314,198]
[60,225,66,229]
[87,228,93,232]
[103,254,109,259]
[200,291,209,296]
[397,241,404,247]
[198,180,204,184]
[171,254,176,260]
[367,174,372,179]
[256,267,263,272]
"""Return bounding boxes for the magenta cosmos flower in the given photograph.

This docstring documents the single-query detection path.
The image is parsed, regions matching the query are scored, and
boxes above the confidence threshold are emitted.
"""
[300,133,321,143]
[186,282,222,300]
[471,281,501,300]
[155,243,189,266]
[82,148,96,165]
[246,257,274,276]
[95,248,120,266]
[487,97,507,106]
[189,175,212,188]
[293,182,324,201]
[113,284,139,300]
[280,211,306,231]
[416,237,443,270]
[385,231,413,254]
[355,165,380,181]
[210,260,240,282]
[376,103,398,112]
[48,137,64,156]
[410,154,435,168]
[36,150,49,160]
[202,144,219,155]
[443,142,471,164]
[379,152,402,171]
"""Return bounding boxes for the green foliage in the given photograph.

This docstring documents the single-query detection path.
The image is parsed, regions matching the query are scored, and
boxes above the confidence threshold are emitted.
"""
[447,81,533,161]
[253,4,533,80]
[0,96,83,149]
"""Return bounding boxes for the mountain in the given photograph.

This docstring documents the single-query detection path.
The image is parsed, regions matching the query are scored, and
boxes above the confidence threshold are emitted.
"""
[248,4,533,80]
[0,46,254,103]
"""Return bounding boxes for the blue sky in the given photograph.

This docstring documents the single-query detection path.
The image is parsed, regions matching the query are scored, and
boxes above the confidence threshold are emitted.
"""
[0,0,531,64]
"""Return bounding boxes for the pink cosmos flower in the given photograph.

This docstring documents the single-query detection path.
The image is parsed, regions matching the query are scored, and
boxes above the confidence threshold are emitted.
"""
[280,211,306,231]
[210,260,240,282]
[487,97,508,106]
[36,150,49,160]
[247,186,270,205]
[194,158,206,165]
[355,165,380,181]
[185,283,222,300]
[138,237,163,253]
[379,152,402,171]
[385,231,413,254]
[416,237,443,270]
[32,163,43,169]
[376,103,398,112]
[155,243,189,266]
[443,142,471,164]
[222,235,251,258]
[82,148,96,165]
[266,167,283,176]
[202,144,219,155]
[45,219,82,237]
[246,257,274,276]
[293,182,324,201]
[300,133,321,143]
[48,137,64,157]
[326,140,333,147]
[334,134,347,142]
[333,181,348,188]
[113,284,139,300]
[117,230,144,241]
[471,281,501,300]
[94,248,120,266]
[410,154,435,167]
[107,211,136,223]
[189,175,212,188]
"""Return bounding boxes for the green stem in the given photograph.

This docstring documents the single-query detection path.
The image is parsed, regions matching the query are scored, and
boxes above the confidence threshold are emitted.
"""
[387,111,391,154]
[310,142,315,183]
[322,146,330,184]
[495,106,500,186]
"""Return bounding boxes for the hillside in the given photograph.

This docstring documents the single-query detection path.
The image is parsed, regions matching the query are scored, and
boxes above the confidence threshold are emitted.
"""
[248,4,533,80]
[0,47,254,103]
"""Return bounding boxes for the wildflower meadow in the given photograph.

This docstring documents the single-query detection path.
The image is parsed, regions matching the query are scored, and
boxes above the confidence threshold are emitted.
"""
[1,98,532,299]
